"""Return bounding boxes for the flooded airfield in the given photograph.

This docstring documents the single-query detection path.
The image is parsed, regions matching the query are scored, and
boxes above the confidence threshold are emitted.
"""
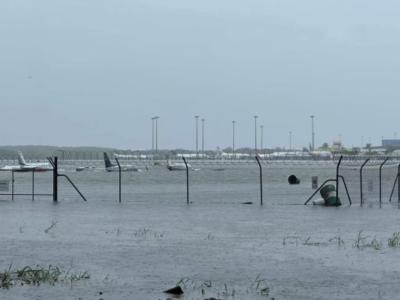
[1,160,400,299]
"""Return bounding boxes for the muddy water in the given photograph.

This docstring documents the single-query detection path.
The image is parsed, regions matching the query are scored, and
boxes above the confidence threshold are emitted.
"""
[0,162,399,299]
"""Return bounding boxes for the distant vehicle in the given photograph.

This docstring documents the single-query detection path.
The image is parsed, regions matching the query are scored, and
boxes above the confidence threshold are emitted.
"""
[167,160,190,171]
[0,151,52,172]
[103,152,141,172]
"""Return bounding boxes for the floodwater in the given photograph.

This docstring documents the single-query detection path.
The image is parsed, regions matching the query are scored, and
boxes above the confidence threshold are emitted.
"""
[1,160,400,299]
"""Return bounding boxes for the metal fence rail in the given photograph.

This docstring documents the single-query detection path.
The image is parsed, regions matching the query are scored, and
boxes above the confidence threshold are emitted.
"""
[1,155,400,207]
[0,157,86,202]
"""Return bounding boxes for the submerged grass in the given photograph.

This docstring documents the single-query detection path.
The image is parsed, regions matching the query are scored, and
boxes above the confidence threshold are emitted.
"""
[0,265,90,289]
[282,234,300,246]
[303,237,323,246]
[368,238,383,250]
[250,274,270,296]
[175,274,272,299]
[353,231,368,249]
[388,232,400,248]
[281,232,395,250]
[133,228,164,240]
[44,221,57,234]
[329,235,345,247]
[285,231,400,251]
[221,283,235,298]
[353,231,382,250]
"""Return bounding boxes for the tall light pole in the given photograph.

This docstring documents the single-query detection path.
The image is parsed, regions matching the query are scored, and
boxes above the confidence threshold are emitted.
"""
[310,115,315,151]
[152,116,159,154]
[151,117,155,153]
[155,116,159,153]
[195,116,199,158]
[201,118,205,155]
[260,125,264,153]
[232,120,236,157]
[289,131,292,151]
[254,115,258,154]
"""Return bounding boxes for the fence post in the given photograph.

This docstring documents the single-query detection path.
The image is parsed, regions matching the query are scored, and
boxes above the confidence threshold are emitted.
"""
[53,157,58,202]
[336,156,343,201]
[360,158,370,206]
[11,170,14,201]
[255,155,263,205]
[47,156,86,202]
[398,164,400,204]
[32,170,35,201]
[115,157,122,203]
[389,163,400,203]
[182,157,189,204]
[379,157,389,206]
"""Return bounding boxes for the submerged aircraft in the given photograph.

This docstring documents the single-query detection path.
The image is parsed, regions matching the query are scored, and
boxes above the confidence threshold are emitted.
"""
[166,160,191,171]
[103,152,141,172]
[0,151,52,172]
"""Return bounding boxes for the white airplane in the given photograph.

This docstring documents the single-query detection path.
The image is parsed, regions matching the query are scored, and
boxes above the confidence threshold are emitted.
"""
[103,152,141,172]
[0,151,52,172]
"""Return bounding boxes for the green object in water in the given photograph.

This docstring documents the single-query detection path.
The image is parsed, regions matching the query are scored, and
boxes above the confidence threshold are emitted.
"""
[320,184,341,206]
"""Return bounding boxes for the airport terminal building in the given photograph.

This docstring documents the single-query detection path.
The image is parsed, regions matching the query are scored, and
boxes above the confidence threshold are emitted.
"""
[382,139,400,149]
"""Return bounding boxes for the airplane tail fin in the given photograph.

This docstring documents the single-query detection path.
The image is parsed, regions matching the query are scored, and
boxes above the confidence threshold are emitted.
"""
[17,151,27,166]
[103,152,114,168]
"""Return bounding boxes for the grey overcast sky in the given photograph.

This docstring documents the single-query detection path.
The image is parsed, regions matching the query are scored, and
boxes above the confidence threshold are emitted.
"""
[1,0,399,150]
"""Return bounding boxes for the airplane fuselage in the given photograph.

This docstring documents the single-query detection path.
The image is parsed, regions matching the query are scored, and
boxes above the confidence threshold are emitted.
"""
[166,161,190,171]
[106,165,141,172]
[0,152,52,172]
[0,164,52,172]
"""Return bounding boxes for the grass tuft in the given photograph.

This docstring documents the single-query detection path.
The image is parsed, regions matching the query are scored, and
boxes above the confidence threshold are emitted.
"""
[250,274,270,296]
[303,237,322,246]
[388,232,400,248]
[0,265,90,289]
[353,231,382,250]
[329,236,345,247]
[133,228,164,240]
[282,234,300,246]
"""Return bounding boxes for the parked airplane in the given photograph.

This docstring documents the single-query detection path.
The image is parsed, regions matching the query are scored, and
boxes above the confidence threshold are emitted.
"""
[103,152,141,172]
[0,151,52,172]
